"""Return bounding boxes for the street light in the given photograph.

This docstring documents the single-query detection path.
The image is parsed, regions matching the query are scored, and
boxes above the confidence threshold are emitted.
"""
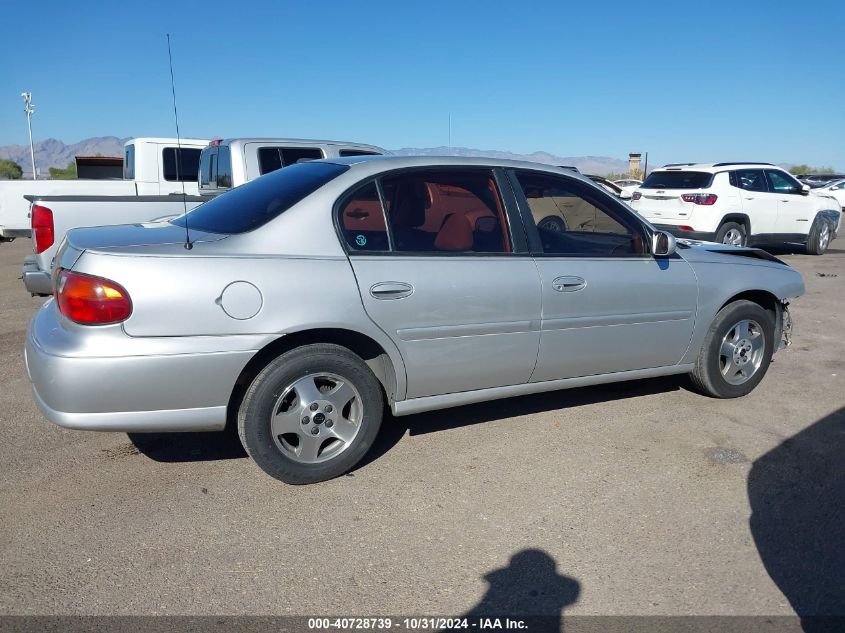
[21,92,36,180]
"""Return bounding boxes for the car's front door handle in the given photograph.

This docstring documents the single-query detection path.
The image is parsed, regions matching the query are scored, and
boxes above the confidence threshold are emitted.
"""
[370,281,414,300]
[552,276,587,292]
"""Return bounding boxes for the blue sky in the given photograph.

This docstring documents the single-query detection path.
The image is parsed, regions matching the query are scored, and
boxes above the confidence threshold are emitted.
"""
[2,0,844,168]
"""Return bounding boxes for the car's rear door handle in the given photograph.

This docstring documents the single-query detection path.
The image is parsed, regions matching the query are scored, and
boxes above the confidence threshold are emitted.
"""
[370,281,414,300]
[744,197,755,200]
[552,276,587,292]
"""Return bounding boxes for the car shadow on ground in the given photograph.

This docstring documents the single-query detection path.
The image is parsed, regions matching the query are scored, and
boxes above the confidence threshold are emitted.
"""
[358,375,686,471]
[127,375,685,465]
[127,426,247,462]
[748,405,845,631]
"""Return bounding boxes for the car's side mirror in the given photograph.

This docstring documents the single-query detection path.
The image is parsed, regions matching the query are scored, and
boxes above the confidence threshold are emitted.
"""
[651,231,677,257]
[801,184,810,195]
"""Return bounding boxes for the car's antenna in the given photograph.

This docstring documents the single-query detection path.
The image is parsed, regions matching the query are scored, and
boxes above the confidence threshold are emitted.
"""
[166,33,192,250]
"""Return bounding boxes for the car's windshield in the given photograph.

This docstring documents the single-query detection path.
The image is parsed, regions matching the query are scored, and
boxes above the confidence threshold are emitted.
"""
[640,171,712,189]
[171,162,348,234]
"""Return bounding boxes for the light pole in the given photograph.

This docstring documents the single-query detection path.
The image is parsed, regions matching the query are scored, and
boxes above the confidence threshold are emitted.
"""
[21,92,36,180]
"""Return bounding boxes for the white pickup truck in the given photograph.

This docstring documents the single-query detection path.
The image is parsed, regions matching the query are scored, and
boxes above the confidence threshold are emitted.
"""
[197,137,386,197]
[20,137,385,295]
[1,137,208,242]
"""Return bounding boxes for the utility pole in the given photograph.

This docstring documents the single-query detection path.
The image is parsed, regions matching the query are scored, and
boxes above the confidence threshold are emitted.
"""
[21,92,36,180]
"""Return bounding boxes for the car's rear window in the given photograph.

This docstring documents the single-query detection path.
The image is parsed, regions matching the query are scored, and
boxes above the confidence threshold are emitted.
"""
[641,171,712,189]
[171,162,348,234]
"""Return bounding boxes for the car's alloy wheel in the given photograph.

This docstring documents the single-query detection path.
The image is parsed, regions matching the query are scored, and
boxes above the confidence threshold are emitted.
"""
[806,218,831,255]
[238,343,384,484]
[721,227,745,245]
[270,372,363,464]
[690,299,774,398]
[718,319,766,385]
[818,223,830,252]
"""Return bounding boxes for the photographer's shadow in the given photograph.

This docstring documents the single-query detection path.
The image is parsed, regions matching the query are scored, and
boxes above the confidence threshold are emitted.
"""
[457,549,580,630]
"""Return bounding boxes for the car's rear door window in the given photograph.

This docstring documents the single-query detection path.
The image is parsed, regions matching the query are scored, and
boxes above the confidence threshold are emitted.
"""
[513,170,646,256]
[162,147,202,182]
[641,171,712,189]
[337,170,512,254]
[733,169,768,192]
[339,182,390,251]
[258,147,325,175]
[172,162,348,234]
[381,170,511,254]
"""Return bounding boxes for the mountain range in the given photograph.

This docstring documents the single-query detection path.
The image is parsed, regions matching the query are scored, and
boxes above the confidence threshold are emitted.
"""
[0,136,630,177]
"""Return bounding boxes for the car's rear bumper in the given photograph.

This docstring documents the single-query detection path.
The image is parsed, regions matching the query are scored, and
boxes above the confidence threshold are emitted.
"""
[21,255,52,296]
[653,224,717,242]
[25,302,266,432]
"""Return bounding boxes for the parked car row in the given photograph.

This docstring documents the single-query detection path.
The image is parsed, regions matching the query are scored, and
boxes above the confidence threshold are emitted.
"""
[25,155,805,484]
[628,163,841,255]
[796,173,845,188]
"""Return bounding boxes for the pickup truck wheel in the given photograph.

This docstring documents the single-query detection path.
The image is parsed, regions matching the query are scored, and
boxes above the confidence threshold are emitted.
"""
[690,300,774,398]
[805,218,831,255]
[715,222,747,246]
[238,343,384,484]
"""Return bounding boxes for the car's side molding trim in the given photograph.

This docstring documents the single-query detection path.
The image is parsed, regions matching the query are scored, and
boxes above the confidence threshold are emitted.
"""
[391,363,694,416]
[542,310,693,331]
[396,319,539,341]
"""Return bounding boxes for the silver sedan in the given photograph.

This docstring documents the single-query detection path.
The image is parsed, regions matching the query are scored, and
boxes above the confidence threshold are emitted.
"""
[25,156,804,484]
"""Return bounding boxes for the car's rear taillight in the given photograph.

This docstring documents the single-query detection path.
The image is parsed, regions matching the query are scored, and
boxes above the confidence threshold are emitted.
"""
[681,193,718,205]
[631,191,642,200]
[56,269,132,325]
[31,205,54,254]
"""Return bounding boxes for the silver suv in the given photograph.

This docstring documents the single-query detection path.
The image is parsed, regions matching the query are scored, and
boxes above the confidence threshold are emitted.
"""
[26,156,804,484]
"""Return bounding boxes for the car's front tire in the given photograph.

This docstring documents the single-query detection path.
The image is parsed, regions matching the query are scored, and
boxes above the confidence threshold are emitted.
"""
[690,300,775,398]
[805,218,831,255]
[238,343,384,484]
[715,221,747,246]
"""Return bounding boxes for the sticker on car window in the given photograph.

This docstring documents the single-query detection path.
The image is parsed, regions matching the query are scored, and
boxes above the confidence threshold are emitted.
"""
[355,235,367,247]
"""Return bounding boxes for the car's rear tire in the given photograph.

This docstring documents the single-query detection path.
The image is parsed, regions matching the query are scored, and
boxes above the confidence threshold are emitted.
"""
[805,218,831,255]
[715,221,747,246]
[238,343,384,484]
[690,300,775,398]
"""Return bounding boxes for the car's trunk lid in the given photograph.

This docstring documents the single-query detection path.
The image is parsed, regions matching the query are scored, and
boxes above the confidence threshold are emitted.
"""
[65,222,226,254]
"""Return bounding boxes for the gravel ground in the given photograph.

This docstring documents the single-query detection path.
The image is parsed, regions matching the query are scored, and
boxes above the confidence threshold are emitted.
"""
[0,236,842,619]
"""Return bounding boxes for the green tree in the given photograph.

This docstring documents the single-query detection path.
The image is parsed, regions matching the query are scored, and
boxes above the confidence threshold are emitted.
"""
[49,160,78,180]
[0,159,23,180]
[788,164,835,176]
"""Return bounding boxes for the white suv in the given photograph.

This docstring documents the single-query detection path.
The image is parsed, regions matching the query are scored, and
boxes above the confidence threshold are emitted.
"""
[629,163,841,255]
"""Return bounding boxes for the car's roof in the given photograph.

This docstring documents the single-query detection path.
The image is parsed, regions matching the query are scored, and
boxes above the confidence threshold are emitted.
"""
[652,162,780,173]
[127,137,209,146]
[322,154,596,180]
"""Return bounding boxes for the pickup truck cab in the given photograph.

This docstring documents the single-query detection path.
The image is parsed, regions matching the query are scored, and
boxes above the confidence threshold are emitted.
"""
[198,138,386,197]
[1,138,207,242]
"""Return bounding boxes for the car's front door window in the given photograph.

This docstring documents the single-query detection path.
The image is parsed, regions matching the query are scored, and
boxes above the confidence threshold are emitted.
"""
[766,170,802,195]
[512,171,646,256]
